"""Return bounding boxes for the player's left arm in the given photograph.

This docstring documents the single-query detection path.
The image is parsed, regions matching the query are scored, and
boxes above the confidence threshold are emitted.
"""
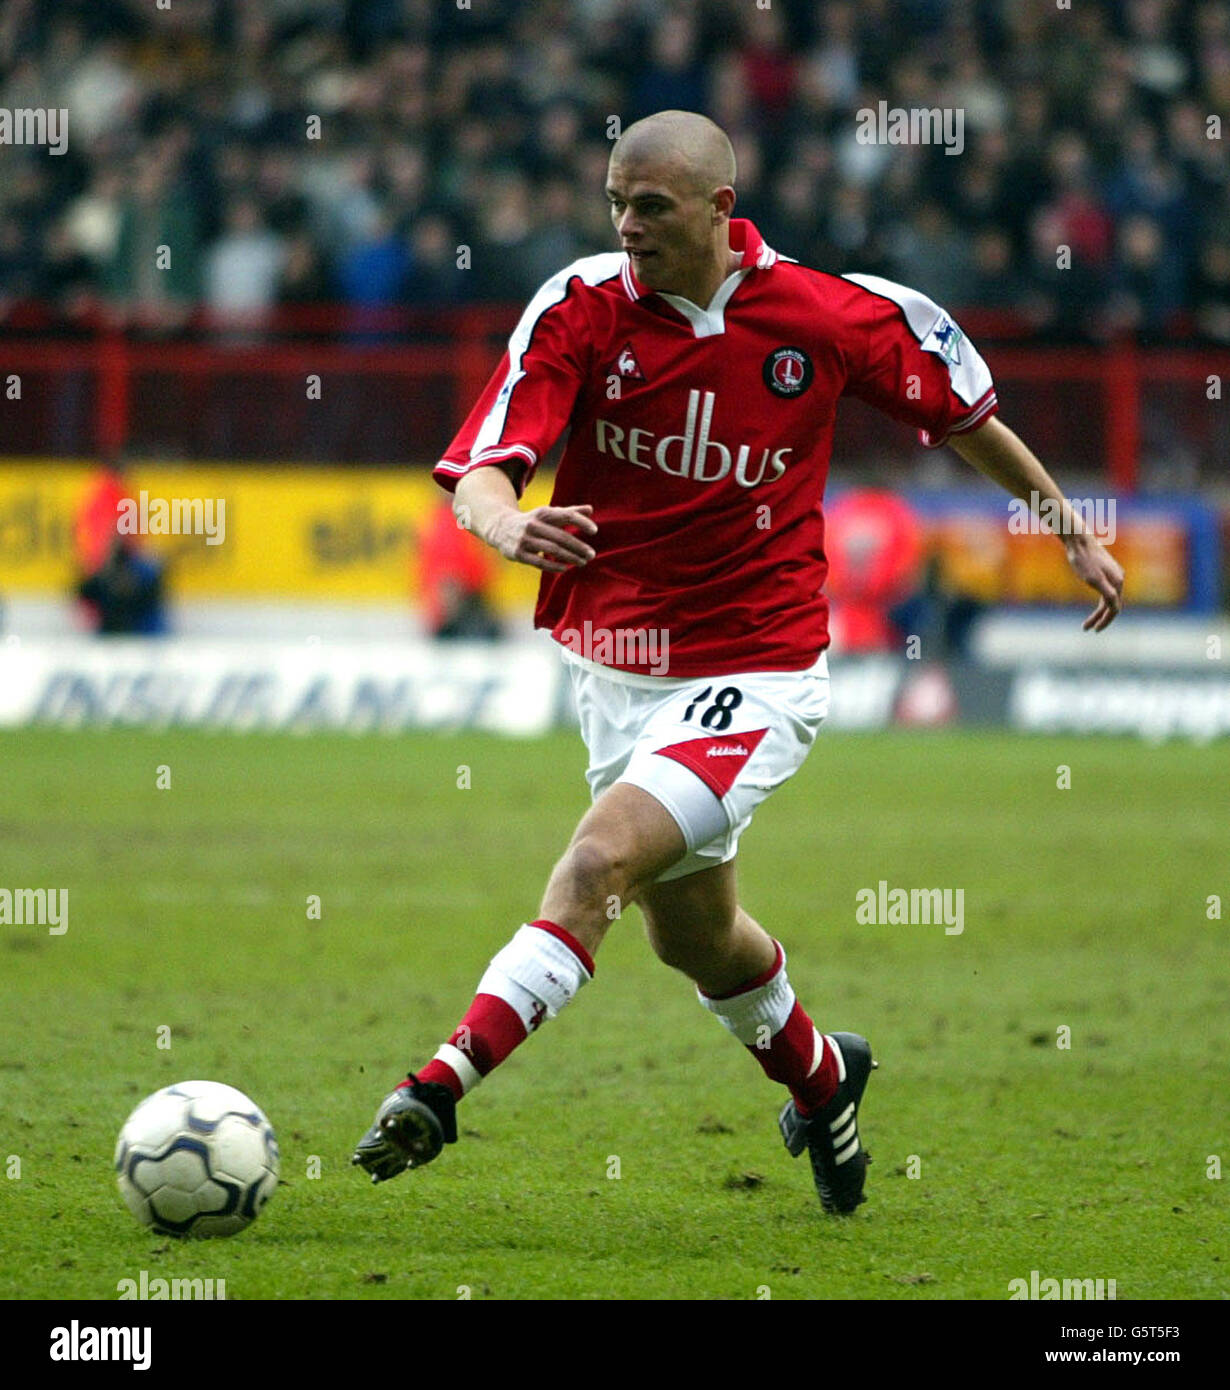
[948,415,1125,632]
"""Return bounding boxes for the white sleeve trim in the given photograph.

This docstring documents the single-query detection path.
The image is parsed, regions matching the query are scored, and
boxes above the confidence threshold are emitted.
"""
[842,271,994,408]
[471,252,624,458]
[919,386,999,448]
[435,443,539,477]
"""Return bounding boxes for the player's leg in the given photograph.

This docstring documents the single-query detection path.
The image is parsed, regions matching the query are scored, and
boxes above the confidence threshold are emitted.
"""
[638,858,772,993]
[537,779,686,958]
[640,862,875,1214]
[639,861,842,1117]
[352,781,686,1182]
[410,781,686,1096]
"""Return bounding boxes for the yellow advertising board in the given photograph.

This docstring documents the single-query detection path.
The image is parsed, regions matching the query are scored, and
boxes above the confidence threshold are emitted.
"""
[0,460,550,606]
[0,459,1191,608]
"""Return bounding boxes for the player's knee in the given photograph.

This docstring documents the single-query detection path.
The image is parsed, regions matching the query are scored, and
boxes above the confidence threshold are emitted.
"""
[648,931,697,974]
[560,835,633,905]
[647,921,732,977]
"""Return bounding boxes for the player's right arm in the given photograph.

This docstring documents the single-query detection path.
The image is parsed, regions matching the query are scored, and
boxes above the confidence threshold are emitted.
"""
[433,258,616,573]
[455,465,596,574]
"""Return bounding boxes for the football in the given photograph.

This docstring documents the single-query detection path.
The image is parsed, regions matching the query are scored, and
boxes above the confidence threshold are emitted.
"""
[114,1080,280,1237]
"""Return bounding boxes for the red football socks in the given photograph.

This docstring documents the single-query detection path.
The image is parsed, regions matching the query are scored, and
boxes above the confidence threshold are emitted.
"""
[405,919,595,1101]
[699,941,839,1114]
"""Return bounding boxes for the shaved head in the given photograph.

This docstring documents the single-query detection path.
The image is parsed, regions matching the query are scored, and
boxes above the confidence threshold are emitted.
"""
[610,110,736,195]
[605,110,740,304]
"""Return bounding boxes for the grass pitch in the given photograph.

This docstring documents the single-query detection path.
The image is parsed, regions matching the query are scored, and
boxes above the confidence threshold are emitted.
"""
[1,726,1224,1300]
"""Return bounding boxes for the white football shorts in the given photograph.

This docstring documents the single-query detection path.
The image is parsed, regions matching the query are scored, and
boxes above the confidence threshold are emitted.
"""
[563,647,830,882]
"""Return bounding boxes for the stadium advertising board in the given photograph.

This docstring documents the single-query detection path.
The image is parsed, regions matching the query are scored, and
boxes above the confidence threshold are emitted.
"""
[0,463,1216,609]
[0,461,549,606]
[3,639,1228,740]
[0,637,566,737]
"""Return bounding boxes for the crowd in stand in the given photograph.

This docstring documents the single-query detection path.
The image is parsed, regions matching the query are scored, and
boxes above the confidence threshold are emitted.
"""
[1,0,1228,342]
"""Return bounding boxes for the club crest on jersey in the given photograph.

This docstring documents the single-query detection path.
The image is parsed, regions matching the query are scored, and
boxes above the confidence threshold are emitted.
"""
[763,347,813,397]
[924,316,963,366]
[611,340,646,382]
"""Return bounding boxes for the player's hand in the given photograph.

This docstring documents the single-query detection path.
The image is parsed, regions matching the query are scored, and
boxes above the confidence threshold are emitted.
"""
[1065,534,1124,632]
[494,503,598,573]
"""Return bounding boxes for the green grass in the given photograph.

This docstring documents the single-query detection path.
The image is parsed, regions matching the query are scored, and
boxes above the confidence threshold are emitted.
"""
[1,726,1225,1300]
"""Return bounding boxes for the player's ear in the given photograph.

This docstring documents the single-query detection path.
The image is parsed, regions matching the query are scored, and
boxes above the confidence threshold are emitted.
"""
[712,185,736,224]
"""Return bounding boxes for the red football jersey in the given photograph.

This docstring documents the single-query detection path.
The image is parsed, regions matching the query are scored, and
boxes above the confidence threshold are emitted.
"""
[433,218,997,677]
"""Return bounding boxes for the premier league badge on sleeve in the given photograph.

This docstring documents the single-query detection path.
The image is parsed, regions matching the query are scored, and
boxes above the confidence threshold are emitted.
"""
[763,346,813,397]
[924,315,964,365]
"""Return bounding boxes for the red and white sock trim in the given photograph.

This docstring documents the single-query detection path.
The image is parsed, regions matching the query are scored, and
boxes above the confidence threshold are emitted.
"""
[431,1042,482,1093]
[696,941,796,1045]
[476,920,594,1028]
[414,921,594,1101]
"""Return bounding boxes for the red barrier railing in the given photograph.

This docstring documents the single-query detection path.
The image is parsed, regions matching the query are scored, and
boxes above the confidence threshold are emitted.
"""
[2,302,1228,492]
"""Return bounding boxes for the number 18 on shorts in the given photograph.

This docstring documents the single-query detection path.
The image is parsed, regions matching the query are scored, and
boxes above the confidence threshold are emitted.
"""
[565,651,830,883]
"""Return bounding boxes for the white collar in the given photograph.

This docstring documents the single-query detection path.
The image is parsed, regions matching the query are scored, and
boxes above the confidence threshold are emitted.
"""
[658,268,751,338]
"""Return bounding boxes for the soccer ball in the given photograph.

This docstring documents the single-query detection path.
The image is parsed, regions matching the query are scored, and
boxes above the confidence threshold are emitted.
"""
[114,1080,279,1237]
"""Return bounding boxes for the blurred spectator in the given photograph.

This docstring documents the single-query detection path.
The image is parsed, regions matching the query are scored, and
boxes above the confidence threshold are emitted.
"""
[0,213,38,304]
[37,219,96,314]
[471,175,540,300]
[75,458,132,576]
[1104,118,1195,274]
[801,1,860,111]
[334,207,407,307]
[102,150,201,323]
[1040,132,1116,270]
[824,489,925,654]
[417,500,501,641]
[889,552,984,664]
[522,103,585,183]
[404,214,469,305]
[202,197,286,323]
[78,539,167,636]
[277,231,331,305]
[945,131,1013,231]
[0,0,1227,343]
[738,4,796,129]
[522,180,585,291]
[762,163,823,260]
[968,227,1031,312]
[886,201,974,308]
[628,11,707,122]
[1104,213,1184,340]
[1193,235,1230,343]
[74,460,167,636]
[61,165,127,273]
[254,148,311,236]
[61,35,141,144]
[385,145,429,231]
[1024,204,1109,342]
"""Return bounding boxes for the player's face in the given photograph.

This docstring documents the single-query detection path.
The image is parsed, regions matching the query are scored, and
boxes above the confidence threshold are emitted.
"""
[606,160,718,297]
